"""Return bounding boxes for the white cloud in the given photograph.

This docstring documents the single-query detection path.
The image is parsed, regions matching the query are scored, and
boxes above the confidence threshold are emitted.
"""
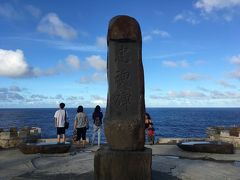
[229,55,240,80]
[0,49,29,77]
[66,96,84,101]
[96,36,107,48]
[162,60,177,68]
[152,29,170,38]
[223,14,233,21]
[149,95,162,99]
[195,60,206,65]
[91,95,106,106]
[86,55,106,71]
[0,85,25,101]
[79,72,106,84]
[147,88,240,107]
[37,13,77,40]
[218,80,236,88]
[179,60,189,67]
[148,52,195,60]
[230,54,240,65]
[0,49,82,78]
[162,60,189,68]
[143,29,170,42]
[167,90,206,98]
[174,14,184,21]
[55,94,64,100]
[65,55,80,69]
[31,94,48,99]
[9,86,22,92]
[174,11,200,24]
[143,35,152,42]
[24,5,41,18]
[151,88,162,92]
[31,54,81,77]
[195,0,240,13]
[0,3,18,19]
[198,86,211,92]
[230,69,240,80]
[47,39,103,52]
[182,73,203,81]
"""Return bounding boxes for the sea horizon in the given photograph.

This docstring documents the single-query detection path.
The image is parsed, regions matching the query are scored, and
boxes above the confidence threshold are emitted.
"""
[1,107,240,109]
[0,108,239,141]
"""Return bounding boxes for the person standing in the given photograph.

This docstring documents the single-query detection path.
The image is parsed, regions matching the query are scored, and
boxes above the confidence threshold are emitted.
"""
[54,102,68,143]
[147,122,155,145]
[91,105,103,146]
[145,112,153,143]
[144,112,152,129]
[74,105,88,148]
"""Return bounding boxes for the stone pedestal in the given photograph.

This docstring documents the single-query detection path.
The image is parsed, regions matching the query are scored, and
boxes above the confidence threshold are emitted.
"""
[94,146,152,180]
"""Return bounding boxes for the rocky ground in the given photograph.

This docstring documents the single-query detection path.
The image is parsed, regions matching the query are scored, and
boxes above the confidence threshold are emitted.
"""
[0,144,239,180]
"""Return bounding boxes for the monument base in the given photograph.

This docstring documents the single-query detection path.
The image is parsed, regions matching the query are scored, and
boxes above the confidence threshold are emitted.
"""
[94,146,152,180]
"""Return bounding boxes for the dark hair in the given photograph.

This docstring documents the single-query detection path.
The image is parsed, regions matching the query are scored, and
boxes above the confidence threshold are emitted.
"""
[94,105,101,113]
[149,122,153,126]
[145,112,151,119]
[59,103,65,109]
[77,105,83,113]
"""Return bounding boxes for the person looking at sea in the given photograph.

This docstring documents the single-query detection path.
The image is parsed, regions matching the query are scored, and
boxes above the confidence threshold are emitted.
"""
[145,112,153,143]
[145,113,152,129]
[54,102,68,143]
[74,105,89,148]
[147,122,155,145]
[91,105,103,146]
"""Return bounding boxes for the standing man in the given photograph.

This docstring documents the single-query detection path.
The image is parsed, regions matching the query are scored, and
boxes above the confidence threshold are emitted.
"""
[91,105,103,146]
[54,102,67,143]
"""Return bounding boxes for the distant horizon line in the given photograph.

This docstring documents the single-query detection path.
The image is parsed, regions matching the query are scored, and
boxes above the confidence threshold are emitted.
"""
[0,107,240,109]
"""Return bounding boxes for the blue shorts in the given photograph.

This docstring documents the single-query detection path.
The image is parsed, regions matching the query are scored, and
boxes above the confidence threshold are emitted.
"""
[57,127,65,135]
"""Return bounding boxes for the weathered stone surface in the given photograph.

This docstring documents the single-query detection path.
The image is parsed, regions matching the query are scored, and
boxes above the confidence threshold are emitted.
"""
[10,127,18,137]
[18,142,71,154]
[10,127,17,132]
[104,15,145,151]
[229,127,240,137]
[0,132,11,139]
[94,147,152,180]
[177,141,234,154]
[18,129,30,139]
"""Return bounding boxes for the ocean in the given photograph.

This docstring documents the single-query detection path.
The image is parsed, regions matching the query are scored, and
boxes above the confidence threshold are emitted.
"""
[0,108,239,143]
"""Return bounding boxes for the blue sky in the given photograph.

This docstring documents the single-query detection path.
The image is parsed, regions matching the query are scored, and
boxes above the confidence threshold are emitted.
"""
[0,0,240,108]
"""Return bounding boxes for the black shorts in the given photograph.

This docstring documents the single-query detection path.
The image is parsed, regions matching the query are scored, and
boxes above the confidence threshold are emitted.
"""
[77,127,86,140]
[57,127,65,135]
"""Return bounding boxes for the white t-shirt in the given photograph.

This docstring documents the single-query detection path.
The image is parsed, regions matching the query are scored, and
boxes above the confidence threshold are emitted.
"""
[54,109,67,127]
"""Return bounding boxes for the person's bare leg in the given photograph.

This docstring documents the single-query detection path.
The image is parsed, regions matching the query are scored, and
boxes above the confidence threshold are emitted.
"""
[97,127,101,147]
[63,134,66,143]
[82,140,86,148]
[57,135,60,143]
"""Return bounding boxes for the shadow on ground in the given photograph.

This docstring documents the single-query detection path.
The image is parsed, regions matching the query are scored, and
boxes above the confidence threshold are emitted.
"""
[14,170,179,180]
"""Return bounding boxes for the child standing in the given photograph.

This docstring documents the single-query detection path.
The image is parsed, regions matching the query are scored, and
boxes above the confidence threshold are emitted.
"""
[147,123,155,145]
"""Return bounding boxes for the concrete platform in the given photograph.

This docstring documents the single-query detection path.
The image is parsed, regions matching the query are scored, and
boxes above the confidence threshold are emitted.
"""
[0,144,239,180]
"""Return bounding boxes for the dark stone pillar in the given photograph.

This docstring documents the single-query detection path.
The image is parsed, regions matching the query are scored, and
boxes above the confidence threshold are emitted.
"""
[94,15,152,180]
[105,15,145,151]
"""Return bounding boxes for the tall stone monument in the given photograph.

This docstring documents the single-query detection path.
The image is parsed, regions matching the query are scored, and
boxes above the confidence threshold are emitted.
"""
[94,15,152,180]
